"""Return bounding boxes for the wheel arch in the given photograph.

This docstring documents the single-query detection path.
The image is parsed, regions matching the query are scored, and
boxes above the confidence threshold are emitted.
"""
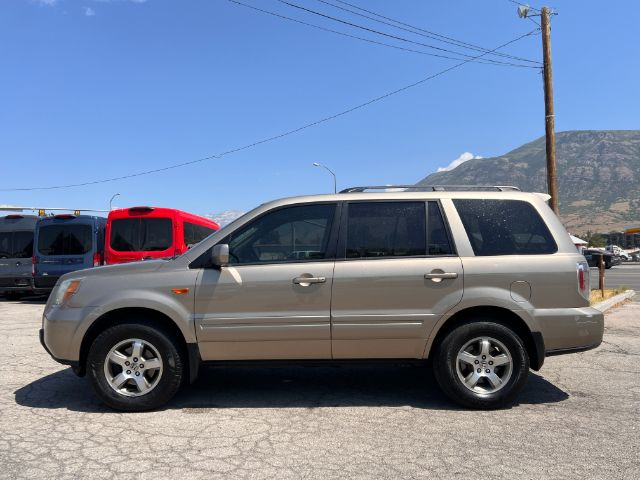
[77,307,200,381]
[425,306,545,371]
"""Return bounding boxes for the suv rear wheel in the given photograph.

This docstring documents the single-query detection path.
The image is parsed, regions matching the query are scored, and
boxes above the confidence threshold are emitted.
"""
[433,321,529,409]
[87,323,184,411]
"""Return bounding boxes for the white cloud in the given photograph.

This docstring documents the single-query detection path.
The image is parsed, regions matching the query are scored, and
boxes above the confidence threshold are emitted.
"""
[437,152,482,172]
[84,7,96,16]
[33,0,58,5]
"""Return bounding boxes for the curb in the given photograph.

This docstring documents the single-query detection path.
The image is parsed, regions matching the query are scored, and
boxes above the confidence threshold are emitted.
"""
[592,290,636,313]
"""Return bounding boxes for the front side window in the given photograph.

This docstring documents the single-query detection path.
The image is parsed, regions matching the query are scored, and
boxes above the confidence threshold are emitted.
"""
[38,224,93,256]
[110,218,173,252]
[453,199,557,256]
[225,204,336,265]
[346,202,426,259]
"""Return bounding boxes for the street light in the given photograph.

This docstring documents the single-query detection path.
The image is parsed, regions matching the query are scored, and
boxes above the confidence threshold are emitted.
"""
[312,163,337,194]
[109,193,121,211]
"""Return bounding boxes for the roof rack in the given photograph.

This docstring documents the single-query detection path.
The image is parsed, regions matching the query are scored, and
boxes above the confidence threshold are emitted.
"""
[339,185,521,193]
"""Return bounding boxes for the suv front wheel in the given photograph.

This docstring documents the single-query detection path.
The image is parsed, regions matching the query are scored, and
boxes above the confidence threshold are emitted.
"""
[87,323,184,411]
[433,321,529,409]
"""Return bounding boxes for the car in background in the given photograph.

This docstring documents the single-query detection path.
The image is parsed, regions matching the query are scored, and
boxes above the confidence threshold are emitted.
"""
[104,207,219,265]
[33,214,107,294]
[583,248,614,269]
[0,214,38,299]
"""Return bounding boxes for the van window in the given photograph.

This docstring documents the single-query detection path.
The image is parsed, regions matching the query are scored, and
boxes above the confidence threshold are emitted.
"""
[453,199,557,256]
[38,225,93,256]
[12,231,34,258]
[225,204,336,264]
[110,218,172,252]
[346,202,426,259]
[0,232,10,258]
[184,222,215,246]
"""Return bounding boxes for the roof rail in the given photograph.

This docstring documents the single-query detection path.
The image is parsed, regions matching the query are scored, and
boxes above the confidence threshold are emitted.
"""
[339,185,521,193]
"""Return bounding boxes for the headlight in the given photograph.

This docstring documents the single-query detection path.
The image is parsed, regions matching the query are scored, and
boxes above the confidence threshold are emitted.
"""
[53,279,82,306]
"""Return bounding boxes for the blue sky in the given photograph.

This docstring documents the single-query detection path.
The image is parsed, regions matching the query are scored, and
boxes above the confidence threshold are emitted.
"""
[1,0,638,217]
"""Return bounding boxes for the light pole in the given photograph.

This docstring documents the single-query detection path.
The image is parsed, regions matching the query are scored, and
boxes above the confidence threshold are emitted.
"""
[109,193,121,211]
[312,163,337,194]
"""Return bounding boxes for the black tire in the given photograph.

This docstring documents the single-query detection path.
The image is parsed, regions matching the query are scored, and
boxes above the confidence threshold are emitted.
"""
[87,322,184,411]
[5,292,22,300]
[433,320,529,409]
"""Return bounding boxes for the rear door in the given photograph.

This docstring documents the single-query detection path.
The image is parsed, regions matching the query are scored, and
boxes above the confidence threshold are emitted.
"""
[36,221,94,277]
[331,201,463,359]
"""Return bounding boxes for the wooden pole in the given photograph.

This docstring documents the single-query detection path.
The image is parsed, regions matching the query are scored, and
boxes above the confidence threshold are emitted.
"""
[541,7,559,214]
[598,253,605,297]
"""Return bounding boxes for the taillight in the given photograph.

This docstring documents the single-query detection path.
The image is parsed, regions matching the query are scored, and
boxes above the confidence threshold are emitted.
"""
[577,261,589,300]
[31,256,36,276]
[93,252,102,267]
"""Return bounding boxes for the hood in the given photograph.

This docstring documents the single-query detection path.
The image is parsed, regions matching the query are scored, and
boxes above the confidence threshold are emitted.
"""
[59,258,168,282]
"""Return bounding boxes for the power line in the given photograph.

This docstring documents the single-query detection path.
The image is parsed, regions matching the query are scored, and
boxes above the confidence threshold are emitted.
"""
[314,0,541,65]
[0,29,539,192]
[276,0,538,68]
[505,0,542,13]
[226,0,530,67]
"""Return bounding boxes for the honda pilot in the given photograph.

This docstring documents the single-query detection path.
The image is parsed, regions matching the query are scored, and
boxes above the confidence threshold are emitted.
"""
[40,187,604,411]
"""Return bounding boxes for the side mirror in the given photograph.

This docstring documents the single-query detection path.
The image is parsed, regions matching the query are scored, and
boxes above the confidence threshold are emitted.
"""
[211,244,229,268]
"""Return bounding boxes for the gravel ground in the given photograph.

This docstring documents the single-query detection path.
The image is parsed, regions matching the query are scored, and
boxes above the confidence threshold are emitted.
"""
[0,298,638,479]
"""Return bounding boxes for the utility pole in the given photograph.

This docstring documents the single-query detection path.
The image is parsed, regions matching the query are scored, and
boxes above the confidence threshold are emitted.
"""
[517,5,559,214]
[540,6,559,214]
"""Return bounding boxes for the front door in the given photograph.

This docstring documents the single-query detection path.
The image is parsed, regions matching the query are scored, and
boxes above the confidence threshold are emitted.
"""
[331,201,464,358]
[194,203,339,360]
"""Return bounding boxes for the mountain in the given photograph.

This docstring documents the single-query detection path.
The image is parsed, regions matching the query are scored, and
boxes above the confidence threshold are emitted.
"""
[417,130,640,233]
[205,210,245,227]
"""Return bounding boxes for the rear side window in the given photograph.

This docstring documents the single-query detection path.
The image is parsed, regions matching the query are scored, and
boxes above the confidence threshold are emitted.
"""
[110,218,173,252]
[346,202,426,259]
[38,225,93,256]
[453,199,557,256]
[184,222,215,247]
[427,202,453,255]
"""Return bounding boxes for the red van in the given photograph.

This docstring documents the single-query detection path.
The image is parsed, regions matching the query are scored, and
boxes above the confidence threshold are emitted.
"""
[105,207,219,265]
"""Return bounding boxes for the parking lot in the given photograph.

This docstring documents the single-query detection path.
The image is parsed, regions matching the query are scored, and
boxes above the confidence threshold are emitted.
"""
[0,285,638,479]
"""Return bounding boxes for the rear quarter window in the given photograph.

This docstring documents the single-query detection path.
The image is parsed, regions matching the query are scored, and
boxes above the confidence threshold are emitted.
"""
[453,199,557,256]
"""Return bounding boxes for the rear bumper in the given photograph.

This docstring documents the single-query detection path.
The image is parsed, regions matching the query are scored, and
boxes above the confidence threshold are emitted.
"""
[0,276,33,292]
[33,275,59,291]
[533,306,604,355]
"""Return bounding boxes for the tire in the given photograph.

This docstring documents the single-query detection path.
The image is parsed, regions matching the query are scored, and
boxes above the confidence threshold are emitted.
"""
[87,323,184,411]
[5,292,22,300]
[433,320,529,409]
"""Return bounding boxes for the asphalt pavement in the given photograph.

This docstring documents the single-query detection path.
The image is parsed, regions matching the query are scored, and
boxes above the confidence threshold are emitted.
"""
[1,296,639,479]
[590,263,640,291]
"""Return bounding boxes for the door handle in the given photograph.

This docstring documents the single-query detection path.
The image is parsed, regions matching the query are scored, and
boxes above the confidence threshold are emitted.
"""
[424,272,458,282]
[293,276,326,286]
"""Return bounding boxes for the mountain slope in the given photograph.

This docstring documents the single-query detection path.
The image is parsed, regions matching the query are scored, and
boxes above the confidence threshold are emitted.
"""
[417,130,640,232]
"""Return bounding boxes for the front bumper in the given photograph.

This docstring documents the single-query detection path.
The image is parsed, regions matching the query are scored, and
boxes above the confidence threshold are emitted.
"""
[39,328,79,369]
[533,306,604,355]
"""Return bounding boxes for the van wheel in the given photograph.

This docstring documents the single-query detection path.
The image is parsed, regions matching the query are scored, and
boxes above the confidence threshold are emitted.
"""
[87,323,184,411]
[433,321,529,409]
